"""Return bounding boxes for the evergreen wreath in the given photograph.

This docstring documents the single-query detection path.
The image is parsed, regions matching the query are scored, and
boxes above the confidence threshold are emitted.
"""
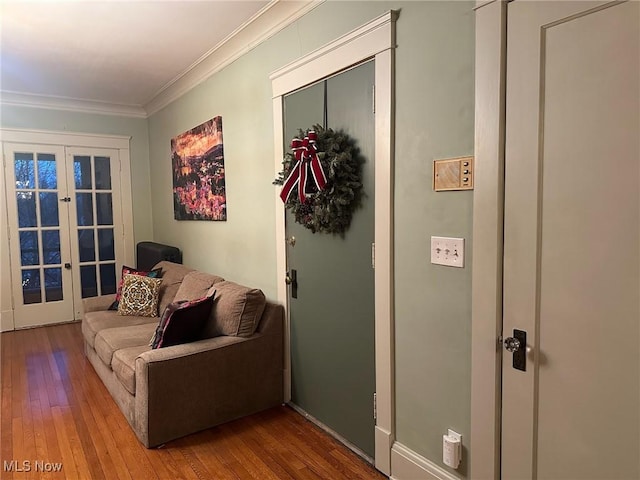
[274,125,364,235]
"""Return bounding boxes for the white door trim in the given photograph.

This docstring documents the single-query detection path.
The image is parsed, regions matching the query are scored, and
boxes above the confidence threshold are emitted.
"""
[0,128,134,332]
[470,1,506,479]
[270,10,397,475]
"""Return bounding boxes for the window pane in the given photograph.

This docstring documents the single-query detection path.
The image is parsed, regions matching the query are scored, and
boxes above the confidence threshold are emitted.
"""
[39,192,59,227]
[100,263,116,295]
[19,231,39,266]
[16,192,37,227]
[76,193,94,226]
[80,265,97,298]
[42,230,61,265]
[74,156,92,189]
[98,229,114,261]
[78,229,95,262]
[44,268,63,302]
[22,269,41,304]
[95,157,111,190]
[96,193,113,225]
[14,152,35,188]
[37,153,57,189]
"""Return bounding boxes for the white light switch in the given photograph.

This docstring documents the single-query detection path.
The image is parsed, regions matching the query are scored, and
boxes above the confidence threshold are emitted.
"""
[431,237,464,267]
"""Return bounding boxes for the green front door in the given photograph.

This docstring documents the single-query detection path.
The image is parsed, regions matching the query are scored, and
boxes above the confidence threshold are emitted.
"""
[283,61,376,457]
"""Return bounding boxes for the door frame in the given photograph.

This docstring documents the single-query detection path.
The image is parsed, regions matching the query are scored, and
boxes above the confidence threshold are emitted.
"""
[0,128,134,332]
[470,1,506,479]
[270,10,397,474]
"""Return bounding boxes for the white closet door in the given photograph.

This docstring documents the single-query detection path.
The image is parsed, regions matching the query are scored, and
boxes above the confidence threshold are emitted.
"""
[502,1,639,478]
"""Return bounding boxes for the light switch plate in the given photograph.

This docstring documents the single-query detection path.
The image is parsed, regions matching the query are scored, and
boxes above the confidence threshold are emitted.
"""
[431,237,464,267]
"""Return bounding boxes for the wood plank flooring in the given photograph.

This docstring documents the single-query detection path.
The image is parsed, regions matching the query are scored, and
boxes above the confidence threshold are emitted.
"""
[0,322,386,479]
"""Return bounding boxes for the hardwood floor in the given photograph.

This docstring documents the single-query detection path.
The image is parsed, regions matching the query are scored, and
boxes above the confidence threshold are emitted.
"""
[0,322,386,479]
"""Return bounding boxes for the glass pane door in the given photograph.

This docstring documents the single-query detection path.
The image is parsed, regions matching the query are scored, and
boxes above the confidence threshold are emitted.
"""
[67,148,123,319]
[4,144,75,328]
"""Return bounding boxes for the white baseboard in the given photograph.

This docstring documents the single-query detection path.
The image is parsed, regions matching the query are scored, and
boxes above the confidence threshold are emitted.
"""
[390,442,459,480]
[0,310,15,332]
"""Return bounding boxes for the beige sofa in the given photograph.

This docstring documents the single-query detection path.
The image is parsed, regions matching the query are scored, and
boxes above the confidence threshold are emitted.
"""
[81,261,284,448]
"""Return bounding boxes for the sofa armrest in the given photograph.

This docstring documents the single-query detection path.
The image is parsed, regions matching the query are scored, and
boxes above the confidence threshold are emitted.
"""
[83,294,116,313]
[134,331,284,448]
[137,335,246,363]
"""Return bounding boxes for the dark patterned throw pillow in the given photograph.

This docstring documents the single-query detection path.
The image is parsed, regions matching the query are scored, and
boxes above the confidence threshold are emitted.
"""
[150,292,215,349]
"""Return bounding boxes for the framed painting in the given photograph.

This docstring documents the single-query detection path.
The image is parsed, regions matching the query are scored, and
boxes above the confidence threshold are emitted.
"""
[171,116,226,221]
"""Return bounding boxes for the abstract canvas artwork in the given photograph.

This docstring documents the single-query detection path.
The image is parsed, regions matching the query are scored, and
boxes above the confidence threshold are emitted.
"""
[172,116,226,221]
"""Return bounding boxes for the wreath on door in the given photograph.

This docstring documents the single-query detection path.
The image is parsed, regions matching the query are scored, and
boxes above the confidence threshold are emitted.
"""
[274,125,364,235]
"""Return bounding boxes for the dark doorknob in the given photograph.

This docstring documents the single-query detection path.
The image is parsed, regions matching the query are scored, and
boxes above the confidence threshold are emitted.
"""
[64,263,71,270]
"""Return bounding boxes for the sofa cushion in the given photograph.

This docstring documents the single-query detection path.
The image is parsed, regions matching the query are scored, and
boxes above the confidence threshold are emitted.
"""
[112,345,150,395]
[173,271,224,302]
[151,293,215,348]
[94,323,157,367]
[108,265,162,310]
[82,310,158,348]
[153,261,195,314]
[117,274,162,317]
[205,281,266,338]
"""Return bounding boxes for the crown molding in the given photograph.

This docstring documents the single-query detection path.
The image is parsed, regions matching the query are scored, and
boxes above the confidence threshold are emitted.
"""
[143,0,323,116]
[0,91,148,118]
[0,1,321,119]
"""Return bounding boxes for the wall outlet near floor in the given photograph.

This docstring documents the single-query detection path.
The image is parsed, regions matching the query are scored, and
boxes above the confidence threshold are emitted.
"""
[443,429,462,469]
[430,236,464,267]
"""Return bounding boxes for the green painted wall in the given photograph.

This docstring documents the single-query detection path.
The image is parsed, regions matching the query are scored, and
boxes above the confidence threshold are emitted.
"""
[0,105,153,243]
[393,3,474,475]
[150,1,474,475]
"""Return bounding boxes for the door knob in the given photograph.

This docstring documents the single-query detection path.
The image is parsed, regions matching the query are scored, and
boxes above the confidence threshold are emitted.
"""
[504,337,521,352]
[286,236,296,247]
[64,263,72,270]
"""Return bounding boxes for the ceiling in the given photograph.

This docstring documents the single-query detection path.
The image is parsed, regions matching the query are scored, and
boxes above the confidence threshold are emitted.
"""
[0,0,315,117]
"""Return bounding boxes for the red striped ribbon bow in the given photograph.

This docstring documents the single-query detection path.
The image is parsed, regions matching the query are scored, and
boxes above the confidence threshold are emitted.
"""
[279,131,327,204]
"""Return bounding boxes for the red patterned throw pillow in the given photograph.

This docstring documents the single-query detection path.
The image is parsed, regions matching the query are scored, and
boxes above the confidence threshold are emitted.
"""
[108,265,162,310]
[150,292,215,349]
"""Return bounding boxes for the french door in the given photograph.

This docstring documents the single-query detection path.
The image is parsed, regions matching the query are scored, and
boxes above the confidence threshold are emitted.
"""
[4,143,124,328]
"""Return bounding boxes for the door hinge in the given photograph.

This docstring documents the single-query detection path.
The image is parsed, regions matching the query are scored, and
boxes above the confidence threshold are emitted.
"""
[371,242,375,269]
[372,85,376,114]
[373,392,377,420]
